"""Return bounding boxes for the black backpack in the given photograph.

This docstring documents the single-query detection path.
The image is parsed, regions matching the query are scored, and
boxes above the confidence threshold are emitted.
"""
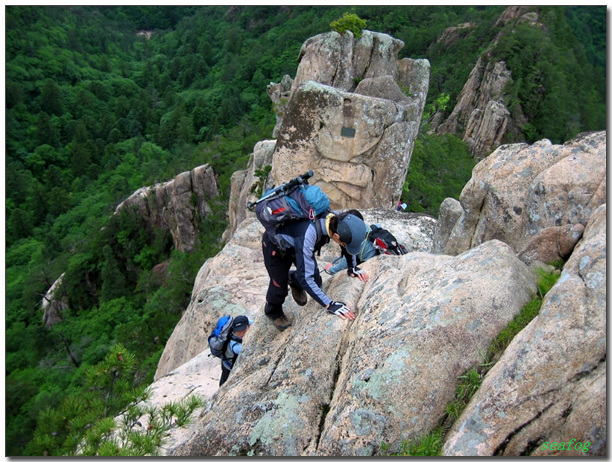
[368,225,408,255]
[247,170,330,248]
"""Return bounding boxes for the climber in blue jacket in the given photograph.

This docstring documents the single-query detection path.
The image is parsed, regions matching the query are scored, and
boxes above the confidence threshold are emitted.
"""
[324,210,378,275]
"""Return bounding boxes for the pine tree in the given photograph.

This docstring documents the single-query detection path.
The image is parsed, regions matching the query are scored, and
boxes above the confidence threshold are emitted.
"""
[25,344,204,456]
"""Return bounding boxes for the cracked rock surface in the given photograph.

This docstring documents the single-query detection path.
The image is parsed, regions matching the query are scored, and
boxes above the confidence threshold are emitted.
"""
[152,133,605,457]
[443,204,606,456]
[168,236,537,456]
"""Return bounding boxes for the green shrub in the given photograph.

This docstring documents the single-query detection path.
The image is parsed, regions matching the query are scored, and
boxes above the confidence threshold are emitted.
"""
[25,344,204,456]
[381,428,444,456]
[330,13,367,38]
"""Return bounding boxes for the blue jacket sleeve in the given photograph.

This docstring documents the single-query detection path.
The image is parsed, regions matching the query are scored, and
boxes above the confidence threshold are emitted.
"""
[230,340,242,356]
[329,257,348,274]
[222,340,242,369]
[331,237,377,274]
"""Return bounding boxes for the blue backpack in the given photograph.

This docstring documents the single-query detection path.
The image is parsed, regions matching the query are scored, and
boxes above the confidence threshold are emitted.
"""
[208,315,234,358]
[249,171,330,246]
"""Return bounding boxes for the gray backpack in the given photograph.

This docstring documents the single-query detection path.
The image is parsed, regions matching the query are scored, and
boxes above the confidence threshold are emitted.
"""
[208,315,233,358]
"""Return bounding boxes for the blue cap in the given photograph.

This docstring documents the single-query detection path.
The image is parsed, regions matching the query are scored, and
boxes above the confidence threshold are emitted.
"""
[337,214,367,255]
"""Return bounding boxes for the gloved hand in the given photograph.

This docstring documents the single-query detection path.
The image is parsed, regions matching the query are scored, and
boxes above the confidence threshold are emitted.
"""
[348,266,369,282]
[327,301,351,317]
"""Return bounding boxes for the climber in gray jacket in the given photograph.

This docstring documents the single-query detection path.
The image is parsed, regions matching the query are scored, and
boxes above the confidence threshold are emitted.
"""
[219,315,251,387]
[262,211,369,331]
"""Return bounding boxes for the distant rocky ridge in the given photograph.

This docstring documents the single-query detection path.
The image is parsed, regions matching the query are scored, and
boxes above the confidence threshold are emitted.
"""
[431,6,540,158]
[41,164,218,327]
[41,274,68,328]
[115,164,218,253]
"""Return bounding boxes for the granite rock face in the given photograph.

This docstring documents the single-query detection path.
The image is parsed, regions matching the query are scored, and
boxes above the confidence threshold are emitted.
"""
[155,210,437,380]
[440,131,606,260]
[41,274,68,328]
[115,164,218,252]
[271,80,420,210]
[169,239,536,456]
[443,205,607,456]
[150,132,605,457]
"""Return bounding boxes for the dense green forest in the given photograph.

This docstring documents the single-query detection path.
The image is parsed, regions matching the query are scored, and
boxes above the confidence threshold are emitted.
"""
[5,6,606,455]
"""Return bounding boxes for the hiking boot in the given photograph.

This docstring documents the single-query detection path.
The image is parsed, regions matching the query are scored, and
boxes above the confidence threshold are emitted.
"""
[270,314,292,331]
[290,284,307,306]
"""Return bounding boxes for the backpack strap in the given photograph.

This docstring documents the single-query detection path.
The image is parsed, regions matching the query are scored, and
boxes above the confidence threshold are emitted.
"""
[223,334,242,364]
[312,217,329,256]
[367,224,379,241]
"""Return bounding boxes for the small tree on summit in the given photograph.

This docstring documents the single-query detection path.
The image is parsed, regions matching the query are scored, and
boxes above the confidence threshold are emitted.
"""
[330,13,367,39]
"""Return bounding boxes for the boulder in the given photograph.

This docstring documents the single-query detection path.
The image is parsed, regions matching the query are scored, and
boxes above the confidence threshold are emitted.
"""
[433,197,463,254]
[443,205,607,456]
[397,57,430,120]
[353,30,405,82]
[290,30,404,97]
[135,350,220,456]
[517,222,584,267]
[151,131,606,457]
[442,131,606,256]
[361,209,436,254]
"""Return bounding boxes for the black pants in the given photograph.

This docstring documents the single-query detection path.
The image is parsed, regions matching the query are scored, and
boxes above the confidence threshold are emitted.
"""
[262,232,321,319]
[219,364,231,387]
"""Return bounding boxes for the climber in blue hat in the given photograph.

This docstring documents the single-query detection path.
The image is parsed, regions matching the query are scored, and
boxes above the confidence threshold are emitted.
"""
[219,315,252,387]
[262,211,369,331]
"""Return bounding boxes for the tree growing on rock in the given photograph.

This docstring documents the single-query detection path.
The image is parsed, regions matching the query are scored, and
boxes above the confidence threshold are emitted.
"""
[330,12,367,38]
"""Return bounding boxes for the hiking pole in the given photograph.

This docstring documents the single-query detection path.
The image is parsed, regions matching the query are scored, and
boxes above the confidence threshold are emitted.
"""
[247,170,314,211]
[320,256,343,274]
